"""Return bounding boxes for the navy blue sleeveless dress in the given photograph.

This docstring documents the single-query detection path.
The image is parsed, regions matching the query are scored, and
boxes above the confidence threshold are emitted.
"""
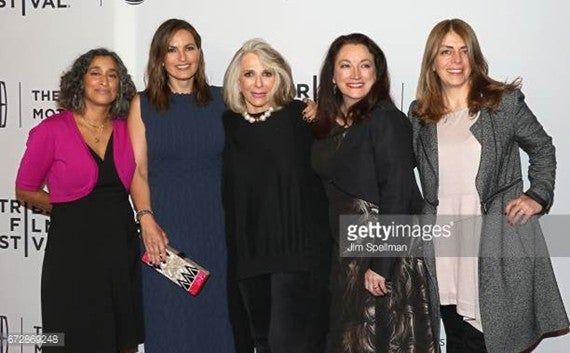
[140,87,234,352]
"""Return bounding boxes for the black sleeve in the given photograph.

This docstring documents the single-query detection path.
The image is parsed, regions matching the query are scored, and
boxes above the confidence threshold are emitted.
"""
[371,109,418,214]
[367,107,420,279]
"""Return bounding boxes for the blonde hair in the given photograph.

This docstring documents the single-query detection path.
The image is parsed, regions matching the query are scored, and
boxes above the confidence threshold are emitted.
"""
[223,39,295,113]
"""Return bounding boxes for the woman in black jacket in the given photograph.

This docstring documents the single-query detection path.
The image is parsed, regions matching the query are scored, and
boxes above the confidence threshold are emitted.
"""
[312,33,437,353]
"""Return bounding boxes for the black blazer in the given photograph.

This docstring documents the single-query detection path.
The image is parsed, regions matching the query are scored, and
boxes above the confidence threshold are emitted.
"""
[332,100,422,278]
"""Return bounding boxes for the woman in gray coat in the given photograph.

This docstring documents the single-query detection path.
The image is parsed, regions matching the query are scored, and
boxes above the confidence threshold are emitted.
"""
[409,18,569,352]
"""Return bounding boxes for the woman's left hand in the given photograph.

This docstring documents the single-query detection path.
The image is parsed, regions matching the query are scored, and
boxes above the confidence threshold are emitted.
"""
[302,98,317,122]
[364,269,388,297]
[505,194,543,225]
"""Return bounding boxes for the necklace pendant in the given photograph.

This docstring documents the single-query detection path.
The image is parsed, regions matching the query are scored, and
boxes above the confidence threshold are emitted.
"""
[94,137,100,143]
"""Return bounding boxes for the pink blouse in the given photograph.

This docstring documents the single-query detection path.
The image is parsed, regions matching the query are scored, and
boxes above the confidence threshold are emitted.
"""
[16,110,135,203]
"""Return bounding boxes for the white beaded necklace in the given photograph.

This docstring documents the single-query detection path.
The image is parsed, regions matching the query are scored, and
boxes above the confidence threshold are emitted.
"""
[242,107,274,123]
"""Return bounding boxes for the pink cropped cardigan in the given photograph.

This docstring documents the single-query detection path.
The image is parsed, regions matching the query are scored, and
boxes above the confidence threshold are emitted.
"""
[16,110,135,203]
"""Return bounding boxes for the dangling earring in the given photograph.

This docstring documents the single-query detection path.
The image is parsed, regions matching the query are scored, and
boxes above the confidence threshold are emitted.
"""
[333,83,337,95]
[73,91,82,108]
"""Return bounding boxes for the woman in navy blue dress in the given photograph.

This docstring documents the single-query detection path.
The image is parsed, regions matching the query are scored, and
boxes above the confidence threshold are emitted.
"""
[128,19,236,352]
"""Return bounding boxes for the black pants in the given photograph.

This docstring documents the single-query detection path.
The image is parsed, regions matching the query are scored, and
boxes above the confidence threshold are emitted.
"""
[228,279,255,352]
[238,271,329,353]
[441,305,488,353]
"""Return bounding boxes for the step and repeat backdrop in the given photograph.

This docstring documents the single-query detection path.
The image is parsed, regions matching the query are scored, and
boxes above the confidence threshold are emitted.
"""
[1,0,569,352]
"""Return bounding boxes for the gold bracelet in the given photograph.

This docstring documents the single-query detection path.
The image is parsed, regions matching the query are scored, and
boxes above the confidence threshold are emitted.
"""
[136,209,154,223]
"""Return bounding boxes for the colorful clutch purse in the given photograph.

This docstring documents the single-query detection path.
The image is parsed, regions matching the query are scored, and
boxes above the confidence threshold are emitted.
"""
[142,245,210,296]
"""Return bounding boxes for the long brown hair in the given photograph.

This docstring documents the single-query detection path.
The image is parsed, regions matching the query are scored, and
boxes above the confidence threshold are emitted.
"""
[314,33,393,139]
[413,18,520,124]
[145,18,212,111]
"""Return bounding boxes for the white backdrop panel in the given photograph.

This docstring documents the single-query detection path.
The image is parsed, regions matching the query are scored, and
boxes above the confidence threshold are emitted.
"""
[1,0,568,352]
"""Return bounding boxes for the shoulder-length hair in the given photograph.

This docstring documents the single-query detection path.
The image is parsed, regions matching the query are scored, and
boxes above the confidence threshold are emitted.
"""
[145,18,212,111]
[314,33,393,139]
[57,48,136,119]
[223,38,295,113]
[413,18,520,124]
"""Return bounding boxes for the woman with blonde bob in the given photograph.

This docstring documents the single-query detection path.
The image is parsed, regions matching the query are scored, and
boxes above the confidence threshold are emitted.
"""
[222,39,331,353]
[409,18,569,352]
[224,40,295,114]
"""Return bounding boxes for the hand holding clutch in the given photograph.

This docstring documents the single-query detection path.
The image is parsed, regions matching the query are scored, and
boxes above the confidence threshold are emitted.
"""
[142,245,209,296]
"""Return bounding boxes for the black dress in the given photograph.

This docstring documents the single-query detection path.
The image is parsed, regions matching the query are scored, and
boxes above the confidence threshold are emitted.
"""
[41,136,144,353]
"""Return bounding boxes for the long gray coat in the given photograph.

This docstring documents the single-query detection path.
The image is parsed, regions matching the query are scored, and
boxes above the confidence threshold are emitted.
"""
[409,89,569,352]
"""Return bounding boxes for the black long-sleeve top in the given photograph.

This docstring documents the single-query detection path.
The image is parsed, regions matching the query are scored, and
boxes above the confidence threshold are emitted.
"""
[222,100,331,280]
[311,100,422,279]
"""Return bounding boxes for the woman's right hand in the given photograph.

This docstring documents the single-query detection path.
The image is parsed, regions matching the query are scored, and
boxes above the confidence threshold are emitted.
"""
[15,188,52,213]
[140,216,169,265]
[129,95,169,265]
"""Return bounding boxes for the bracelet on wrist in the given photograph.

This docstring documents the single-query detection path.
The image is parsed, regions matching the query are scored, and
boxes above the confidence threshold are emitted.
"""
[136,209,154,223]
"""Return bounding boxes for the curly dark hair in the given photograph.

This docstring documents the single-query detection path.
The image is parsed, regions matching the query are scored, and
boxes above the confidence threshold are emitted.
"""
[57,48,136,118]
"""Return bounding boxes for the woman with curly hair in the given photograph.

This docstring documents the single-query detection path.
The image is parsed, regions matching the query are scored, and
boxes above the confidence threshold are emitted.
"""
[15,48,143,353]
